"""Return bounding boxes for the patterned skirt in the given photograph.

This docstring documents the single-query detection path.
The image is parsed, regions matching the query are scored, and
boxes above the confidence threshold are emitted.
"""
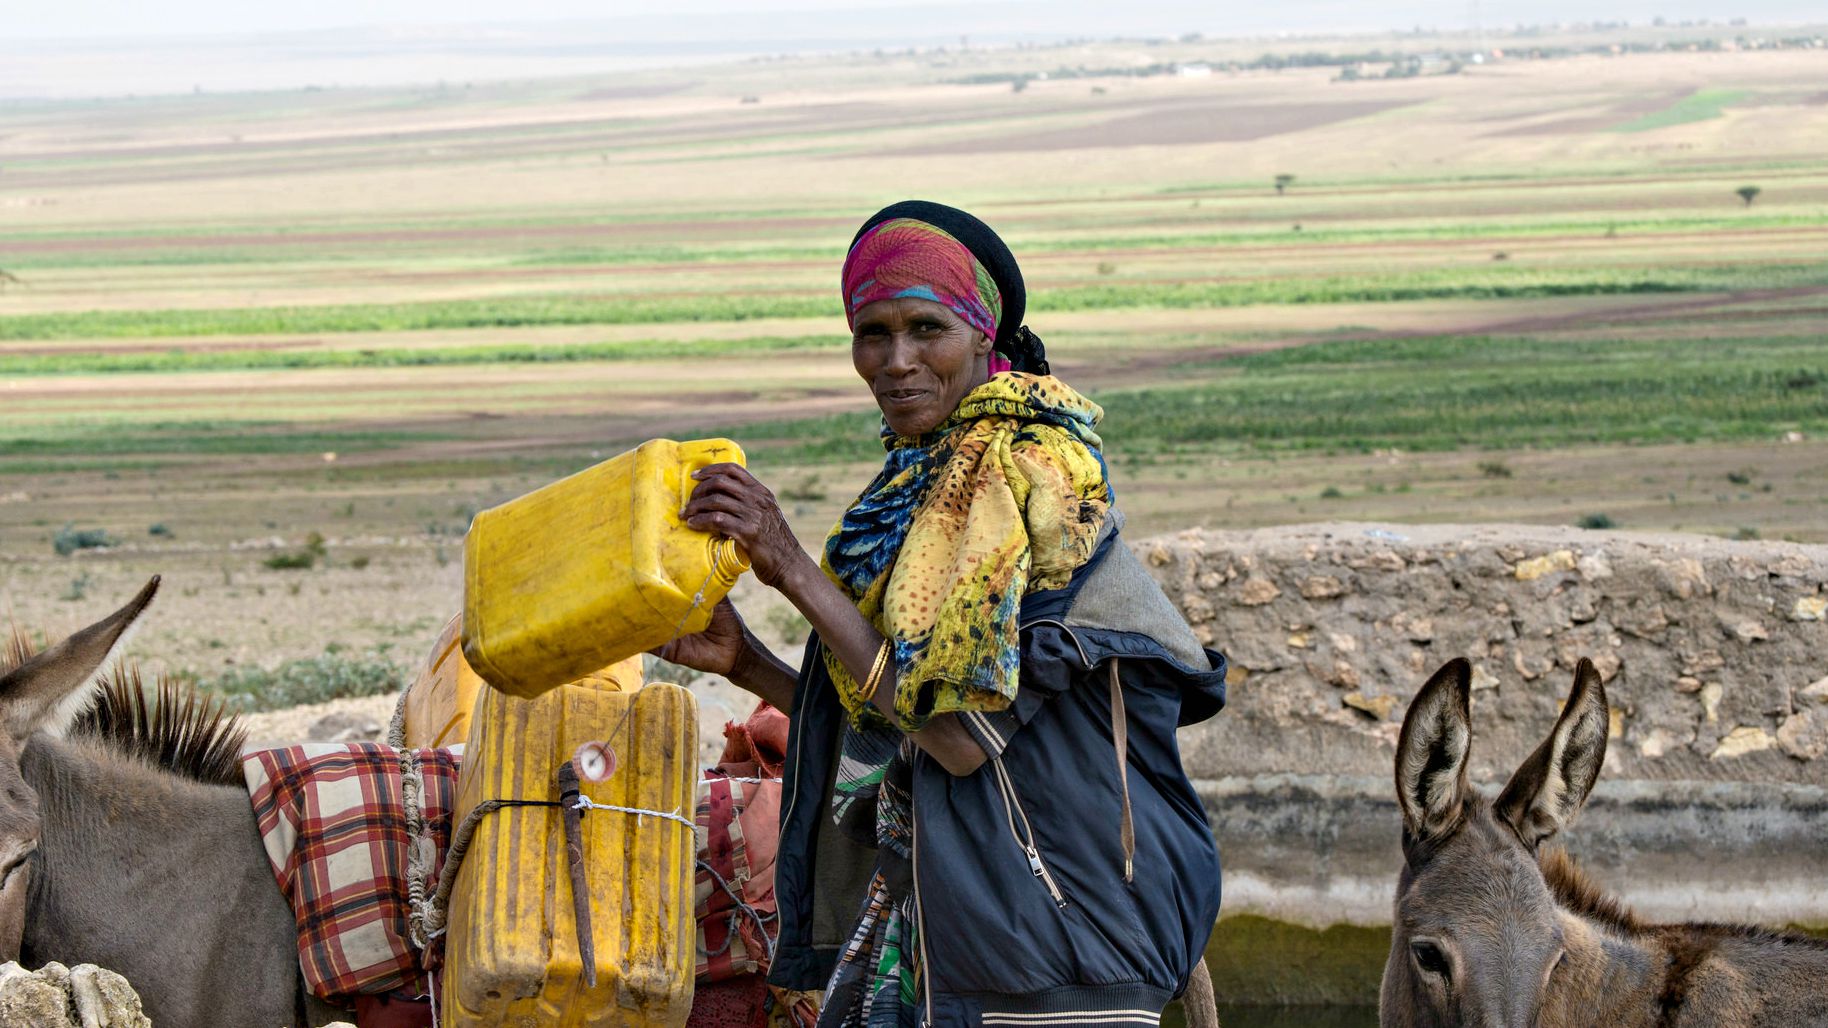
[818,871,921,1028]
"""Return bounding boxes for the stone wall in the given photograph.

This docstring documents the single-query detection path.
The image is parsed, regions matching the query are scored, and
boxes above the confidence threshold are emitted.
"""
[0,962,149,1027]
[1145,522,1828,785]
[1139,523,1828,1003]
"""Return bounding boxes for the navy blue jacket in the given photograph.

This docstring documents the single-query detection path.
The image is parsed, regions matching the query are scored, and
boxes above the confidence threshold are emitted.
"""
[771,523,1227,1027]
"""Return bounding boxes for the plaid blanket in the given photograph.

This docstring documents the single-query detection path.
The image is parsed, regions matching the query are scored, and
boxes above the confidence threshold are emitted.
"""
[690,702,819,1028]
[243,742,461,1004]
[695,774,781,980]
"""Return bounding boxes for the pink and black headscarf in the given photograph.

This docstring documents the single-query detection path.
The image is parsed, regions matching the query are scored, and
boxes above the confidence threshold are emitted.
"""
[839,200,1049,375]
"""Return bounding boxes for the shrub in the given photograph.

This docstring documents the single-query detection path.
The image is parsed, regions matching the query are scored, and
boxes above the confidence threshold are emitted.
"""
[779,474,827,502]
[263,550,316,571]
[1319,485,1344,499]
[148,522,172,537]
[1577,513,1618,530]
[60,573,92,602]
[763,605,812,644]
[53,524,117,556]
[1477,460,1513,478]
[207,650,405,712]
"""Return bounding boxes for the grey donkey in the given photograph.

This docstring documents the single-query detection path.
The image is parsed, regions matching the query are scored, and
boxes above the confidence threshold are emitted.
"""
[1382,656,1828,1028]
[2,577,347,1027]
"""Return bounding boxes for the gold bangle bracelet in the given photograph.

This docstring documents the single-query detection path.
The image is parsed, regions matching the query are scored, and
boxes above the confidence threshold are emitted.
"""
[862,639,891,697]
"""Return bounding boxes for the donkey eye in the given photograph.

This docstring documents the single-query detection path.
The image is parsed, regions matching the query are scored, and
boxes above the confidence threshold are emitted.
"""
[1411,940,1451,978]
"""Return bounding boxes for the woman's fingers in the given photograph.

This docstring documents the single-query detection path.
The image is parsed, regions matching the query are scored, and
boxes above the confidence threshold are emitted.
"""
[685,480,767,516]
[686,464,765,504]
[680,466,804,588]
[684,509,747,537]
[693,462,759,487]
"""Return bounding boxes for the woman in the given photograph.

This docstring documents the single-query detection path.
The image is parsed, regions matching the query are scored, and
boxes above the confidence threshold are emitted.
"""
[661,201,1225,1028]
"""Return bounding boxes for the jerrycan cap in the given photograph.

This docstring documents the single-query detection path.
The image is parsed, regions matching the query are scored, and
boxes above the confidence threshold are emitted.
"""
[574,740,618,782]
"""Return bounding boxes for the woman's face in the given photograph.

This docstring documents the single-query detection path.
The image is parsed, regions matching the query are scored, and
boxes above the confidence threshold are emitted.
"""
[851,296,994,437]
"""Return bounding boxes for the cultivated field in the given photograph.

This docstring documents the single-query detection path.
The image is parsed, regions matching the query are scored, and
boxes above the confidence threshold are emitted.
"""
[2,30,1825,721]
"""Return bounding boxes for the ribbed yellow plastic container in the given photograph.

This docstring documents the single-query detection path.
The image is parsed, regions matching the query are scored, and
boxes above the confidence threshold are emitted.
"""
[462,438,750,698]
[401,614,643,750]
[442,678,698,1027]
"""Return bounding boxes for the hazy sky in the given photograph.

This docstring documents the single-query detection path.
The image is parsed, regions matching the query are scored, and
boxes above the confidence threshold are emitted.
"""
[17,0,1825,41]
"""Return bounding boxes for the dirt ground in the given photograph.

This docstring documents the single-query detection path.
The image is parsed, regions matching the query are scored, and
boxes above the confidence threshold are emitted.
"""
[2,36,1823,746]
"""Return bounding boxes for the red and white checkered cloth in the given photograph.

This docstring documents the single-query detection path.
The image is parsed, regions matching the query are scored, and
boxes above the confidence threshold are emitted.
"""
[243,743,461,1004]
[694,774,781,981]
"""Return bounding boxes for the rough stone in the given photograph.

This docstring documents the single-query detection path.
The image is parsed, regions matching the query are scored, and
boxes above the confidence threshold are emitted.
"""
[307,710,384,744]
[1577,551,1614,580]
[1777,709,1828,762]
[1342,692,1397,720]
[66,966,149,1028]
[1300,575,1346,600]
[1236,578,1281,606]
[1325,661,1361,690]
[1589,652,1622,683]
[0,963,147,1028]
[1514,550,1577,581]
[1394,614,1433,643]
[1700,683,1725,724]
[1681,649,1726,676]
[1711,726,1777,760]
[1799,677,1828,707]
[1792,596,1828,622]
[1657,557,1710,599]
[1731,620,1771,643]
[1636,725,1694,759]
[1469,663,1500,692]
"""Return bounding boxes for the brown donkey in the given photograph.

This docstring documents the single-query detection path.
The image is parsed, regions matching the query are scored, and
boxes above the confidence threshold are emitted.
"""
[1382,657,1828,1028]
[2,578,346,1026]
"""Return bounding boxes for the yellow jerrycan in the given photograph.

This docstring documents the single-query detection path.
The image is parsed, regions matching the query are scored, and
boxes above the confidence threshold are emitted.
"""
[442,677,699,1027]
[462,437,749,698]
[399,613,642,750]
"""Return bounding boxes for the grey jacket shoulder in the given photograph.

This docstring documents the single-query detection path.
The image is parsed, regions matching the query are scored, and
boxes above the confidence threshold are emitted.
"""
[1060,512,1210,670]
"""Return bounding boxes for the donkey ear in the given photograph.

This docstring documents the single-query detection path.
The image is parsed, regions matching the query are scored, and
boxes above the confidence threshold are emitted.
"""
[1495,658,1609,851]
[1396,657,1475,844]
[0,577,159,741]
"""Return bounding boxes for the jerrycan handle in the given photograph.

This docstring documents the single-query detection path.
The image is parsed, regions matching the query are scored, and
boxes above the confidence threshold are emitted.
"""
[677,439,752,576]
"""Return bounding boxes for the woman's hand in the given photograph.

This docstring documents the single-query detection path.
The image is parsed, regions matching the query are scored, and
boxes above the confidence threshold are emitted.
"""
[681,463,811,589]
[650,597,750,677]
[652,597,800,710]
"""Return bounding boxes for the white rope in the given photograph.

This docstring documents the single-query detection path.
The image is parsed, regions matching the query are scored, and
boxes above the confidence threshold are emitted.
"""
[663,563,723,652]
[400,748,440,951]
[570,796,696,830]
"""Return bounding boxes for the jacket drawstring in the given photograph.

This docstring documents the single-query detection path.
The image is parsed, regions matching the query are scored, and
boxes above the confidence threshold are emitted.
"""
[1108,659,1135,883]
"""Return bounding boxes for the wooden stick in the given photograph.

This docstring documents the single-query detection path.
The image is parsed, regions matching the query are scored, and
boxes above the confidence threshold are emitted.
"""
[556,760,597,988]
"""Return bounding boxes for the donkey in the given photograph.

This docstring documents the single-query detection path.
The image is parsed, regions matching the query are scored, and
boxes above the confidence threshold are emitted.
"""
[1382,656,1828,1027]
[2,577,346,1027]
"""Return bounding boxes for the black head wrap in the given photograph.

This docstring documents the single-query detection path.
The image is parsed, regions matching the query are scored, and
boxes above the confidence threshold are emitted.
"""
[849,200,1049,375]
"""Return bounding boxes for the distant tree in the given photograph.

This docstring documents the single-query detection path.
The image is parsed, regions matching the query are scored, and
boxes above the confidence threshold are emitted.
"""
[1274,173,1296,195]
[1011,77,1028,93]
[1736,185,1761,206]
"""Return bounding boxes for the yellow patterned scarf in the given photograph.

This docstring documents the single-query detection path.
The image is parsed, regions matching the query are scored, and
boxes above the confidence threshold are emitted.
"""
[821,373,1111,731]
